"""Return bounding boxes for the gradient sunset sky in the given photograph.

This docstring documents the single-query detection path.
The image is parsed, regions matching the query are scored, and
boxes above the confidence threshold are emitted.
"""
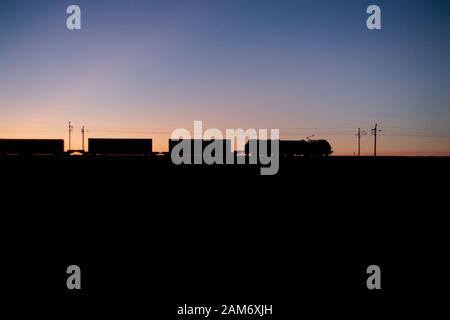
[0,0,449,154]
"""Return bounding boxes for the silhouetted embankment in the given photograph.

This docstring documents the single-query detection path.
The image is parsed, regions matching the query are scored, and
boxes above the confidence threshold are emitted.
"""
[0,156,449,300]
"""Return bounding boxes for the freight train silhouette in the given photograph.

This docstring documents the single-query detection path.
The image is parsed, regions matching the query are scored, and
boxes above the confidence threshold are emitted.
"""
[0,138,332,157]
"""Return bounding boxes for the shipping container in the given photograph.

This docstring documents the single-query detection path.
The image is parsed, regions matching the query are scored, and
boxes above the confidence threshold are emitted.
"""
[88,138,152,156]
[168,139,233,163]
[0,139,64,156]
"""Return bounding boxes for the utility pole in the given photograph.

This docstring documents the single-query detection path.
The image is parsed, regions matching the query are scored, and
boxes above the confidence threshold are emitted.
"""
[81,126,85,151]
[356,128,366,157]
[68,121,74,151]
[371,123,381,157]
[81,125,88,151]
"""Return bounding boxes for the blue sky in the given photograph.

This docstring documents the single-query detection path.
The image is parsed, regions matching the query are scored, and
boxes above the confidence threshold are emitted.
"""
[0,0,449,154]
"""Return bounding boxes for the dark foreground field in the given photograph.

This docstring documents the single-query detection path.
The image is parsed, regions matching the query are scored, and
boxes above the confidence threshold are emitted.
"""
[0,156,449,303]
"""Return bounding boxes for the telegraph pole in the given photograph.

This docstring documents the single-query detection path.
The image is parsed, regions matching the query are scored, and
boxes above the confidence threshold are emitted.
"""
[356,128,366,157]
[81,125,89,152]
[81,125,85,151]
[371,123,381,157]
[68,121,74,151]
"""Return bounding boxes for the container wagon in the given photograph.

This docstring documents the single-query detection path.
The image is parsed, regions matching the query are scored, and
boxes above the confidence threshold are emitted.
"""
[169,139,233,163]
[88,138,152,156]
[0,139,64,156]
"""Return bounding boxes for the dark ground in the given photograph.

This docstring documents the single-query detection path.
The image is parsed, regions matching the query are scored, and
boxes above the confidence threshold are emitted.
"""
[0,156,449,304]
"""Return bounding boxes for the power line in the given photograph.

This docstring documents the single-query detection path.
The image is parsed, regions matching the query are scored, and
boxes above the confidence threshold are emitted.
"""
[380,133,450,138]
[382,126,450,132]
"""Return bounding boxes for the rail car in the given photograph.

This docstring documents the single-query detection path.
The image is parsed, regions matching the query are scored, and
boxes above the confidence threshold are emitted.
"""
[0,139,64,156]
[168,139,233,162]
[245,139,333,157]
[88,138,152,156]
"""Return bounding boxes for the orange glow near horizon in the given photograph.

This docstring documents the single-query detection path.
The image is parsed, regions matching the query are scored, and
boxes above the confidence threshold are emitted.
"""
[1,124,449,156]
